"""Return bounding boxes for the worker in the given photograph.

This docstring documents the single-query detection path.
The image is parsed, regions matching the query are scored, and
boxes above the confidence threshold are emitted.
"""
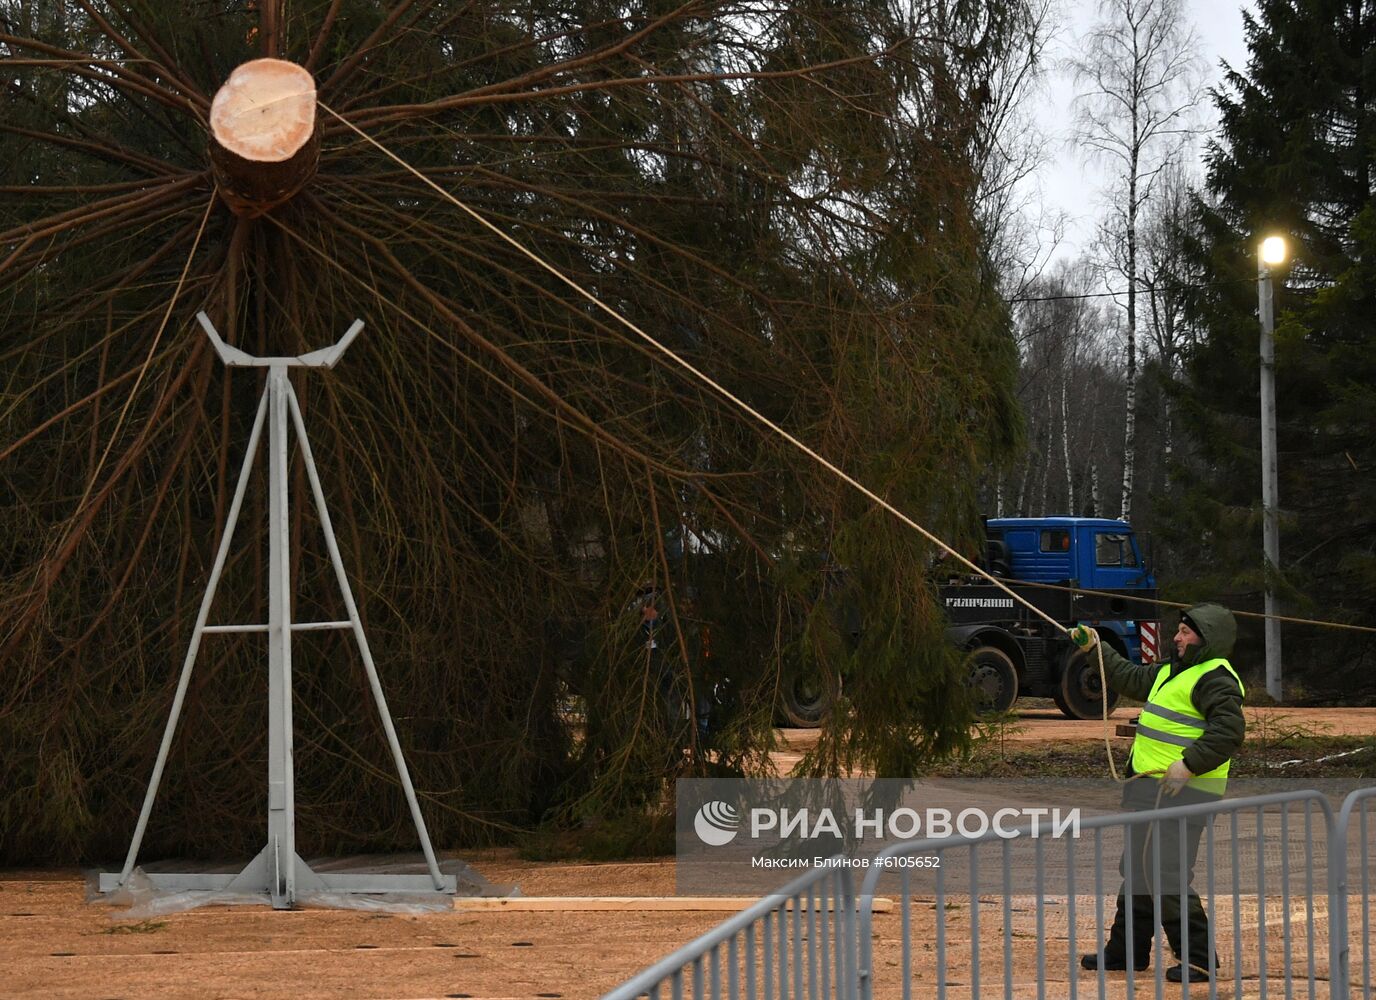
[1072,603,1246,984]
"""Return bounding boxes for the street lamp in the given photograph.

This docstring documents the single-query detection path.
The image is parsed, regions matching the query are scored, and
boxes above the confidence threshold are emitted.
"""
[1258,235,1285,701]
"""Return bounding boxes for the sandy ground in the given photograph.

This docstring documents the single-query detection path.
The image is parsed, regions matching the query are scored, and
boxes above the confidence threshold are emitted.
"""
[1,863,724,1000]
[6,869,1365,999]
[6,707,1372,1000]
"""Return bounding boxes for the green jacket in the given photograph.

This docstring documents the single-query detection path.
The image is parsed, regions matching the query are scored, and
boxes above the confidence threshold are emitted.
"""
[1096,603,1246,793]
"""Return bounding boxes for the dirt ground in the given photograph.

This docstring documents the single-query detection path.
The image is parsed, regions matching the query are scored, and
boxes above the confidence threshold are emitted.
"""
[6,707,1372,1000]
[6,867,1363,1000]
[1,861,724,1000]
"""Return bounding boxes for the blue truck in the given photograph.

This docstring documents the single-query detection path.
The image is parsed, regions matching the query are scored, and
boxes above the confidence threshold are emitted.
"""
[943,516,1160,719]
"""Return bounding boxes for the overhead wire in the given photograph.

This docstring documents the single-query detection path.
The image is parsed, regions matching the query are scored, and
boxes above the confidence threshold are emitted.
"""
[967,576,1376,636]
[1008,277,1259,304]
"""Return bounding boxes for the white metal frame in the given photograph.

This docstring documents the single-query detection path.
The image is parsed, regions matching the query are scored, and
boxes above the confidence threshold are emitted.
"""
[99,312,456,908]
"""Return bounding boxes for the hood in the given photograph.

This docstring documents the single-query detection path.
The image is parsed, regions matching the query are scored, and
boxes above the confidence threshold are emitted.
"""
[1181,602,1237,664]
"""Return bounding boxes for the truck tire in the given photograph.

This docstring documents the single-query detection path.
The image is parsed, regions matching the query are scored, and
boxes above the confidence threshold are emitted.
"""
[1050,687,1074,718]
[777,666,837,728]
[1057,649,1120,720]
[966,646,1018,715]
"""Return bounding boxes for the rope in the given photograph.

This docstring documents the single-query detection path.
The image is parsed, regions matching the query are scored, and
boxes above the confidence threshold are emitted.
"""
[1094,642,1124,782]
[317,99,1182,804]
[319,100,1077,638]
[314,105,1363,810]
[1089,640,1167,788]
[321,101,1376,644]
[982,575,1376,636]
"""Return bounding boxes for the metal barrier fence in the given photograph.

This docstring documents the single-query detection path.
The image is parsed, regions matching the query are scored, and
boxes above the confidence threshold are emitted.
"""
[602,862,859,1000]
[856,789,1340,1000]
[1333,787,1376,999]
[604,787,1375,1000]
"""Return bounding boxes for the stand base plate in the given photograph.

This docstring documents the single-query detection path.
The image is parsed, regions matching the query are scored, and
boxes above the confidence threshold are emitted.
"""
[99,844,457,909]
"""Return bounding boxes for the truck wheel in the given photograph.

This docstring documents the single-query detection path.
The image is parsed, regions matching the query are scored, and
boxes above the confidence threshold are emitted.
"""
[777,667,837,728]
[1057,649,1120,720]
[966,646,1018,715]
[1051,688,1073,718]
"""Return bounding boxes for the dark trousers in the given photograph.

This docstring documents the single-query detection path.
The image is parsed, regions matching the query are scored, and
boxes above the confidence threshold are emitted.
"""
[1106,812,1214,968]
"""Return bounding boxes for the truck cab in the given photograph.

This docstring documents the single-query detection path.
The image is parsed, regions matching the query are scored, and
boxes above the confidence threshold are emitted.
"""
[983,517,1155,664]
[946,516,1160,719]
[985,516,1152,590]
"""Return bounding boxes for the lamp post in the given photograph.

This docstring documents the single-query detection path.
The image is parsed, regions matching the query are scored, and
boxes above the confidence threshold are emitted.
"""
[1258,235,1286,702]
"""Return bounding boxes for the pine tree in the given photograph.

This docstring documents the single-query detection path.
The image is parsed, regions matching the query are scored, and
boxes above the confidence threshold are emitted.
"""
[1170,0,1376,697]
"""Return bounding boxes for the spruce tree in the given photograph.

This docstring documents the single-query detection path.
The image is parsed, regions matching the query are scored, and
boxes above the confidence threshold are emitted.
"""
[1169,0,1376,697]
[0,1,1032,861]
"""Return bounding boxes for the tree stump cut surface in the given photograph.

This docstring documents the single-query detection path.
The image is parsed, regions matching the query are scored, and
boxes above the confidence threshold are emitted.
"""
[210,58,318,216]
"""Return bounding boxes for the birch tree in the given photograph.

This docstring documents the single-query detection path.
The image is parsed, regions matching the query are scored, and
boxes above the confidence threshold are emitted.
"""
[1069,0,1202,521]
[1004,259,1109,516]
[1137,159,1203,481]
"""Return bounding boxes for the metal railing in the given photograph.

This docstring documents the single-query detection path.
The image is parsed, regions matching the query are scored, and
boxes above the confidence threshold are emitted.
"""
[602,861,858,1000]
[856,789,1338,1000]
[1333,786,1376,998]
[605,786,1376,1000]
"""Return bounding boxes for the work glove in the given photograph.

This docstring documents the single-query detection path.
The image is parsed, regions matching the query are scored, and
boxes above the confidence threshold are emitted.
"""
[1069,625,1099,650]
[1163,760,1194,796]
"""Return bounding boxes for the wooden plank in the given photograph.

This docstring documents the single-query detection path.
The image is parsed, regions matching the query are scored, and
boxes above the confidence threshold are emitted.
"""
[454,896,894,913]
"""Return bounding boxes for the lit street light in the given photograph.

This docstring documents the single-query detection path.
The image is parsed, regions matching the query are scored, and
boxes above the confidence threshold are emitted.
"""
[1258,235,1285,701]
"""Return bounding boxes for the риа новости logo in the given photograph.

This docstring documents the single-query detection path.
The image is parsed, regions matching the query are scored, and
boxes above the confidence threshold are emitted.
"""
[693,801,740,846]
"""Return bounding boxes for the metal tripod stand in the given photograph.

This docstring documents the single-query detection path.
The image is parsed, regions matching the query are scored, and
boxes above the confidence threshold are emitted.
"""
[99,313,457,908]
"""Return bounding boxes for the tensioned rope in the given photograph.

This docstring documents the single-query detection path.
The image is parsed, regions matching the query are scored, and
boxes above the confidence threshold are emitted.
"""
[966,576,1376,635]
[318,101,1153,780]
[318,102,1074,631]
[318,103,1369,784]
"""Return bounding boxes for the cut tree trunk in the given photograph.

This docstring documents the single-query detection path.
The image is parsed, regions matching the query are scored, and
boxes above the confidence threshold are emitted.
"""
[209,58,318,217]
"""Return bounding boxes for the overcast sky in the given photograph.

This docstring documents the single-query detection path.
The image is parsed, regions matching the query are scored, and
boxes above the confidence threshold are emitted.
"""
[1032,0,1255,265]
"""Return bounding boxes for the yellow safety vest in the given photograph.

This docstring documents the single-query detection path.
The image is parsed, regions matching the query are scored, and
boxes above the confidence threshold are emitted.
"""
[1131,657,1244,796]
